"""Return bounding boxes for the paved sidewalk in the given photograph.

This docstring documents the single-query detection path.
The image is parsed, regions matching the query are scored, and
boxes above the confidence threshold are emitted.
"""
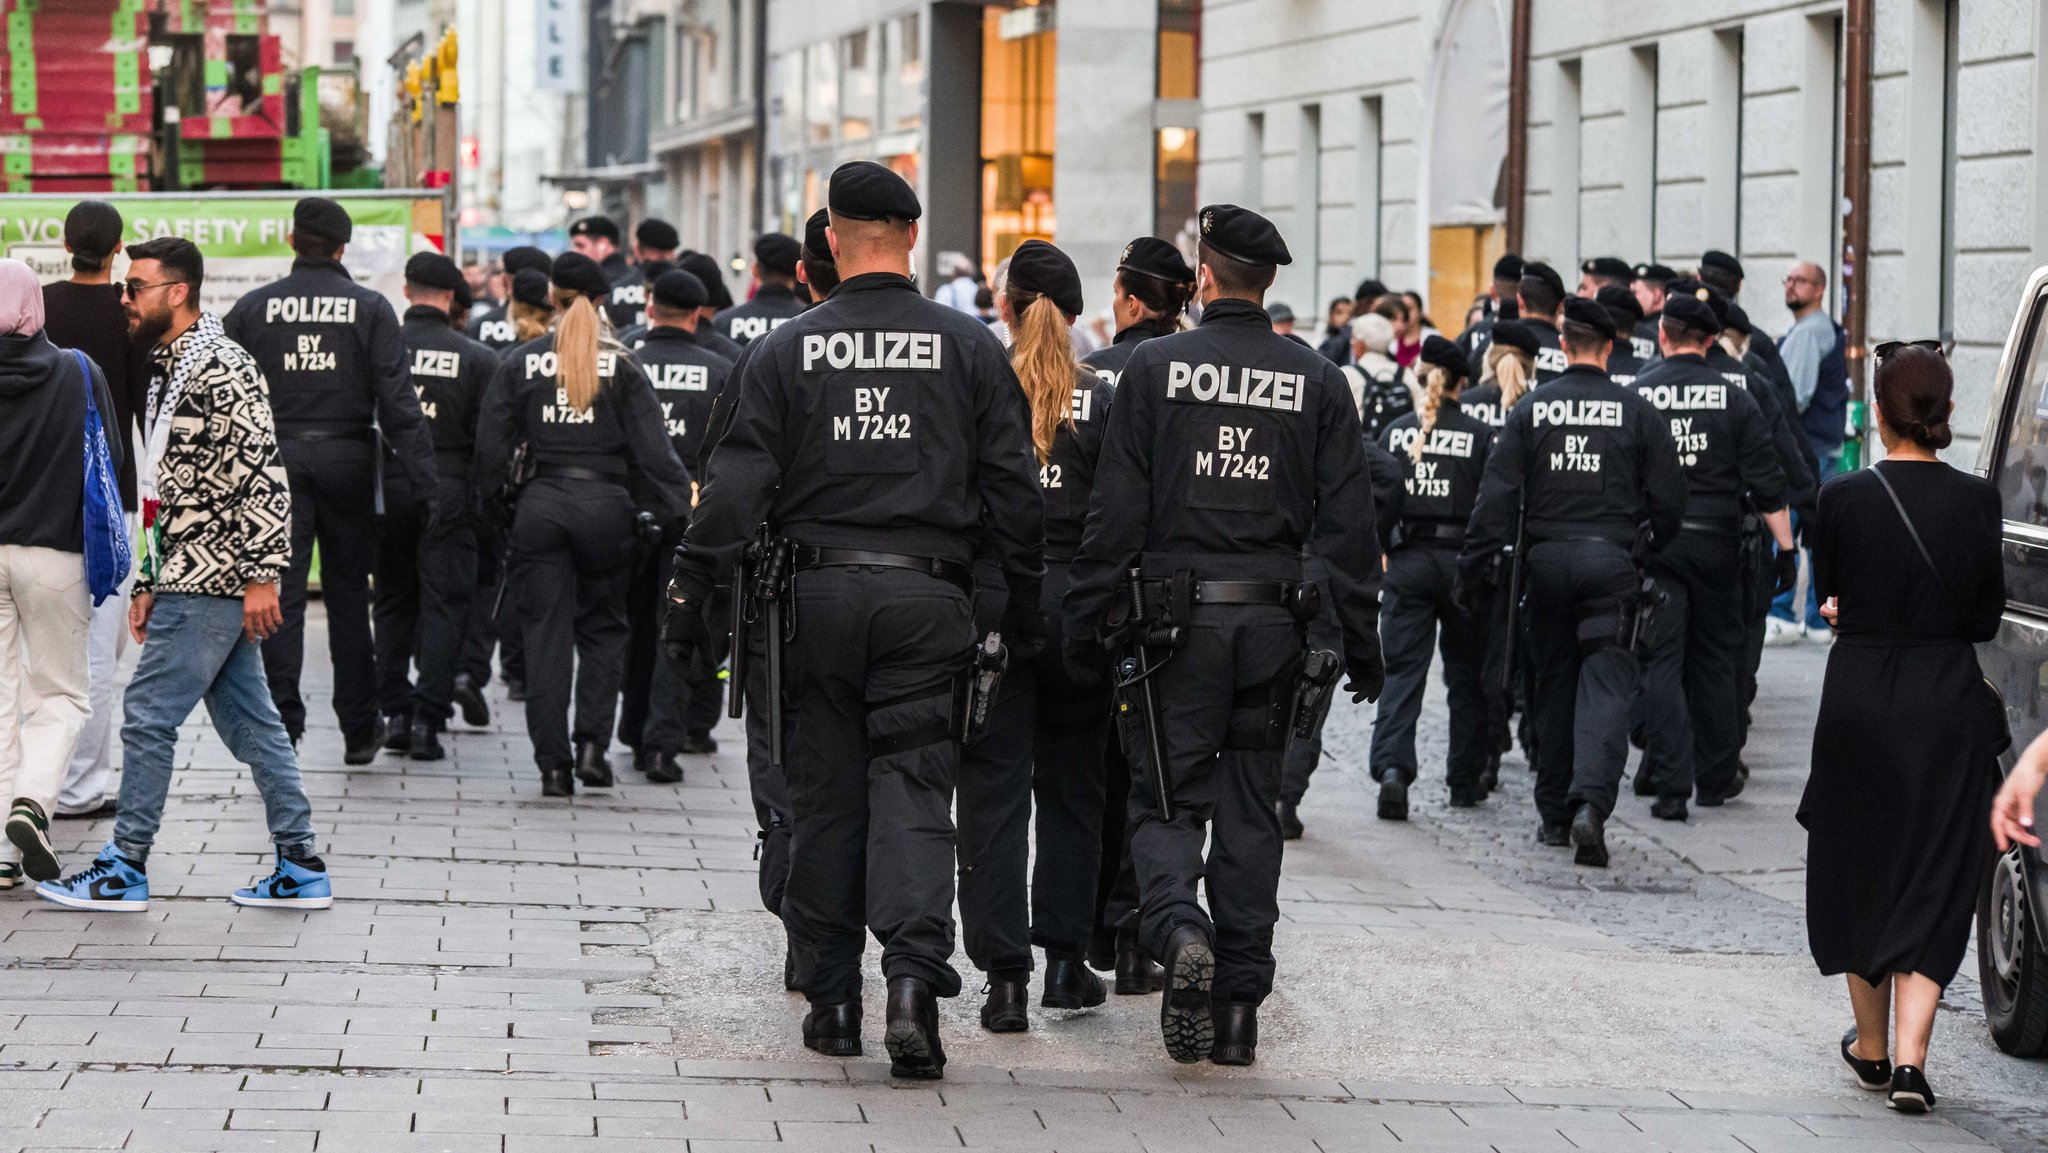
[0,614,2037,1151]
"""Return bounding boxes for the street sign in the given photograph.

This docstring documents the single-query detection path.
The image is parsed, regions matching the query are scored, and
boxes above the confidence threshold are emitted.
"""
[537,0,585,93]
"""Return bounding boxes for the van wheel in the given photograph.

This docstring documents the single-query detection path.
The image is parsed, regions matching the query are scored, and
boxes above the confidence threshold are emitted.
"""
[1979,846,2048,1056]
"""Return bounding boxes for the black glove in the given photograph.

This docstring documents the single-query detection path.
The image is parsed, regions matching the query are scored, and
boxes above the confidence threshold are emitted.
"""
[1344,652,1386,705]
[661,583,711,673]
[1773,548,1799,596]
[1003,603,1049,659]
[1062,636,1113,689]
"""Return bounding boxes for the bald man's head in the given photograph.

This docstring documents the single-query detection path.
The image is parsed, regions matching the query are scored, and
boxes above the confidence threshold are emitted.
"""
[1784,261,1827,316]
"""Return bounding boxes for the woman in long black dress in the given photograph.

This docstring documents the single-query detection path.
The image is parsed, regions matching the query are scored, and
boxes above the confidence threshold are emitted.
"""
[1802,344,2004,1113]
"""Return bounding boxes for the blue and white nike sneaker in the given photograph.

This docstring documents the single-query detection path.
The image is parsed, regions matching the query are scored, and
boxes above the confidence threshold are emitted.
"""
[37,843,149,911]
[231,854,333,909]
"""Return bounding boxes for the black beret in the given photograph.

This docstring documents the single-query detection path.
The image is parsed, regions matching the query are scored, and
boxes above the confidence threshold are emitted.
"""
[635,218,679,251]
[802,209,832,262]
[512,268,553,309]
[1632,262,1677,284]
[568,216,620,244]
[293,196,352,244]
[1700,249,1744,279]
[1580,256,1632,281]
[1005,239,1084,317]
[1419,334,1469,382]
[1198,204,1291,266]
[452,278,473,314]
[651,269,708,312]
[1722,298,1753,336]
[1492,253,1524,281]
[1519,261,1565,299]
[1117,236,1194,284]
[754,232,801,276]
[1489,319,1540,358]
[1354,278,1389,302]
[827,160,922,222]
[1669,278,1730,330]
[638,259,675,285]
[1659,293,1718,334]
[1595,284,1644,330]
[550,251,612,300]
[501,245,552,276]
[1561,296,1617,342]
[404,252,463,292]
[677,252,734,309]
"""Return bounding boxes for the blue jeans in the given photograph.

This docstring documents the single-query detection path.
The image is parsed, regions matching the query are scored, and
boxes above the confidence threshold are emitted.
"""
[1771,452,1840,630]
[115,593,316,863]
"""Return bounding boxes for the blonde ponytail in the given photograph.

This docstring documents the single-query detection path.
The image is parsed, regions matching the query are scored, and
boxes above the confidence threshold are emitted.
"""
[1010,292,1079,464]
[1409,365,1448,465]
[1490,345,1533,409]
[511,300,553,343]
[552,291,602,413]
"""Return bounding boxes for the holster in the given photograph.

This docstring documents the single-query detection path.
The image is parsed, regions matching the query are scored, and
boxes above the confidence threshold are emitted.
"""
[1225,654,1304,752]
[952,632,1009,743]
[1290,648,1343,740]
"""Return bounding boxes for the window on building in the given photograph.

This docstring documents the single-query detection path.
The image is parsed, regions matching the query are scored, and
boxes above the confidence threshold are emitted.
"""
[1357,96,1382,279]
[333,39,354,64]
[676,24,700,121]
[1157,0,1198,101]
[774,51,804,152]
[883,13,923,134]
[981,5,1056,273]
[806,40,838,147]
[1155,127,1198,245]
[841,29,875,142]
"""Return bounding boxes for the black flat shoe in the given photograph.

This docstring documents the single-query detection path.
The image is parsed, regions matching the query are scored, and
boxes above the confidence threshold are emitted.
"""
[1278,799,1304,840]
[884,976,945,1079]
[505,677,528,703]
[681,730,719,755]
[1159,925,1214,1064]
[1841,1027,1891,1091]
[980,970,1029,1033]
[1114,927,1163,995]
[1448,786,1481,808]
[645,752,683,785]
[1887,1064,1934,1113]
[452,674,491,728]
[1538,822,1570,847]
[1697,776,1745,807]
[539,766,575,797]
[573,741,613,787]
[1377,777,1408,821]
[407,719,445,762]
[1210,1002,1257,1066]
[1041,955,1107,1011]
[802,1001,862,1057]
[1570,803,1609,868]
[382,715,412,753]
[343,718,387,766]
[1650,796,1688,822]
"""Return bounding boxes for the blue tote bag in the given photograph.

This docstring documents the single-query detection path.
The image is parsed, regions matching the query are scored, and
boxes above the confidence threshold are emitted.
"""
[75,348,131,606]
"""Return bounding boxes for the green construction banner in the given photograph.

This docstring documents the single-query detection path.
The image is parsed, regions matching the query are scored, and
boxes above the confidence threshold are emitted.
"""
[0,192,448,315]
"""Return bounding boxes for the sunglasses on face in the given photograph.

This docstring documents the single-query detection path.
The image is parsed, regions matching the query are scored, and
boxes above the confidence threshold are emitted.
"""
[1875,339,1944,360]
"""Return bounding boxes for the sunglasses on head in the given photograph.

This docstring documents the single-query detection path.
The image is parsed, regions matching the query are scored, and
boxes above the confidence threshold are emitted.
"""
[1875,339,1943,360]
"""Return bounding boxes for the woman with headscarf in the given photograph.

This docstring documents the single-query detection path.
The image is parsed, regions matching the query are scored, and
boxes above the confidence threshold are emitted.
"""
[473,252,691,798]
[0,258,121,886]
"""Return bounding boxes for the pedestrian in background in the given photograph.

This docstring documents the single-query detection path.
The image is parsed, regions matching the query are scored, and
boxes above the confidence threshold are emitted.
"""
[40,237,329,913]
[0,258,119,888]
[44,200,152,820]
[933,252,980,314]
[1800,343,2002,1115]
[1771,261,1848,642]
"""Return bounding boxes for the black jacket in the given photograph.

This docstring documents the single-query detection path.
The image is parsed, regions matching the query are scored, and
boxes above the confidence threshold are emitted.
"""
[1526,317,1567,384]
[0,331,119,553]
[1630,353,1786,521]
[1380,397,1492,534]
[714,284,808,347]
[1081,319,1176,388]
[400,305,498,470]
[1707,345,1817,523]
[468,303,520,352]
[627,323,734,474]
[675,272,1045,599]
[1043,366,1113,561]
[44,280,150,509]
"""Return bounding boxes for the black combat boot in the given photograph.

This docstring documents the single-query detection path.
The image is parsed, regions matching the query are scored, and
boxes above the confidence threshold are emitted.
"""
[343,717,387,766]
[884,976,945,1079]
[1211,1002,1258,1066]
[381,714,412,753]
[1158,925,1215,1064]
[979,969,1029,1033]
[452,673,490,727]
[1570,802,1609,868]
[407,718,445,762]
[539,765,575,798]
[574,740,613,787]
[1377,776,1408,821]
[1650,796,1689,821]
[801,1001,862,1057]
[1041,954,1107,1010]
[645,751,683,784]
[1114,928,1163,995]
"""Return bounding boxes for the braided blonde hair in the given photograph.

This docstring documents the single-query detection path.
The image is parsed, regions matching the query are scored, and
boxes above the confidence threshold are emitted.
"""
[1486,343,1534,409]
[1408,365,1457,464]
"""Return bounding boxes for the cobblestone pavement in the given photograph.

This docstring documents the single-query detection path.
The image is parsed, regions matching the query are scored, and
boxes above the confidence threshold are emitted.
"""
[0,611,2042,1151]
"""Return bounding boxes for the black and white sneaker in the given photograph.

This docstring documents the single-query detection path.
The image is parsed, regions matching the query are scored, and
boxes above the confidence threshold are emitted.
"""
[5,798,58,881]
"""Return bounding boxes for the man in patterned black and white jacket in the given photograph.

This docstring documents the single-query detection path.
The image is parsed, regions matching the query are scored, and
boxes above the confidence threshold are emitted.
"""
[39,237,335,915]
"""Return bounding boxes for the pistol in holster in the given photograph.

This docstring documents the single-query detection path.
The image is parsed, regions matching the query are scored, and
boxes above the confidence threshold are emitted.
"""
[1291,649,1343,740]
[953,632,1009,743]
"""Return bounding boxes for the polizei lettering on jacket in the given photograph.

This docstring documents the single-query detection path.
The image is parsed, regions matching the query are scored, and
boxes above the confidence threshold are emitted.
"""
[730,315,790,341]
[1636,381,1727,411]
[1164,360,1307,412]
[411,349,462,379]
[647,363,711,391]
[1530,398,1625,427]
[264,296,358,324]
[801,331,942,372]
[525,350,620,379]
[1384,425,1477,458]
[477,319,514,344]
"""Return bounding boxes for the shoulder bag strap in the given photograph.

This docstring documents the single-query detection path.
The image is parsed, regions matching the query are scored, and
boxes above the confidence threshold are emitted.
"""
[1867,462,1969,625]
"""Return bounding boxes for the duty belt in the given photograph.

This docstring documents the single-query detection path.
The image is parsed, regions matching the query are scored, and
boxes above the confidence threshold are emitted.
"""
[1398,521,1467,546]
[533,463,626,484]
[1680,517,1741,535]
[278,426,372,443]
[1142,577,1300,608]
[793,546,973,595]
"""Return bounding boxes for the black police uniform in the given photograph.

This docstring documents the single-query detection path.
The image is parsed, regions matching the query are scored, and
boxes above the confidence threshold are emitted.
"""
[469,306,519,351]
[223,256,435,750]
[1462,359,1684,841]
[1371,396,1493,798]
[598,250,641,329]
[716,283,808,347]
[670,270,1045,1030]
[1626,350,1786,807]
[1526,317,1567,384]
[474,333,692,787]
[617,321,734,770]
[372,304,499,745]
[1065,282,1383,1025]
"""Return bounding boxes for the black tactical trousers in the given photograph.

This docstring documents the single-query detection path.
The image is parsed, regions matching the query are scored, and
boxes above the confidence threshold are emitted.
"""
[372,473,477,727]
[1637,532,1747,800]
[742,631,792,917]
[266,435,379,745]
[1369,546,1487,789]
[1094,734,1141,941]
[509,478,635,771]
[458,527,525,689]
[1280,560,1342,805]
[619,539,723,754]
[781,565,973,1006]
[1126,602,1301,1005]
[1524,539,1641,826]
[1737,525,1774,747]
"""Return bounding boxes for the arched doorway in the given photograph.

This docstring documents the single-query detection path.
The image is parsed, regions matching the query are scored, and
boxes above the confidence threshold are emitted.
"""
[1423,0,1510,337]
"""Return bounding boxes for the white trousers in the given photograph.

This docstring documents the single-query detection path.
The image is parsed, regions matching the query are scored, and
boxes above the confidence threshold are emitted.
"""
[0,544,92,845]
[59,520,137,811]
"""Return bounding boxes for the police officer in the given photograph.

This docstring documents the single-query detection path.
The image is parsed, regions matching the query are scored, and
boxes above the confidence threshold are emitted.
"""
[1456,253,1523,377]
[715,233,809,346]
[612,259,675,347]
[1461,318,1538,430]
[369,253,500,760]
[615,270,734,783]
[1577,256,1633,298]
[569,216,631,279]
[1077,235,1194,994]
[1631,263,1675,358]
[469,246,552,352]
[633,218,681,267]
[1596,285,1647,385]
[223,197,435,762]
[1626,294,1796,820]
[1698,250,1800,404]
[1460,296,1684,868]
[677,251,748,363]
[1516,261,1569,383]
[1065,204,1384,1067]
[475,252,691,796]
[1371,335,1493,816]
[663,161,1044,1079]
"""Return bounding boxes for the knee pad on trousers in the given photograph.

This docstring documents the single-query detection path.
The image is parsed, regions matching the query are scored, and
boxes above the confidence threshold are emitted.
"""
[1224,659,1302,752]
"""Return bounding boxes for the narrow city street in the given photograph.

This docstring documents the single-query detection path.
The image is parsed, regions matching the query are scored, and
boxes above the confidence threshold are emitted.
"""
[0,611,2043,1151]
